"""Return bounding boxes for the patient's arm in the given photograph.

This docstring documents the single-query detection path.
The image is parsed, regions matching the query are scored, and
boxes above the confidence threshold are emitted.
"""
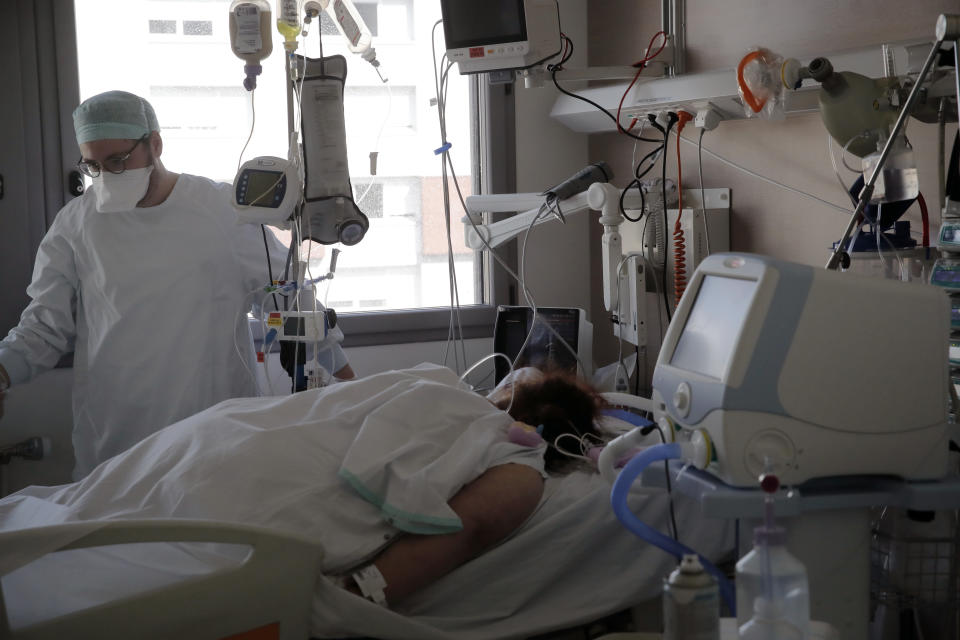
[363,462,544,605]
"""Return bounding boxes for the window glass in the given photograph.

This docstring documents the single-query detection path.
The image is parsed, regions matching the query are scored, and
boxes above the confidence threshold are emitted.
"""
[75,0,478,312]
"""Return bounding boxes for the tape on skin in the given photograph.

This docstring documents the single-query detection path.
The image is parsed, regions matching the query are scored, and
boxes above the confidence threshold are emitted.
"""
[352,564,388,606]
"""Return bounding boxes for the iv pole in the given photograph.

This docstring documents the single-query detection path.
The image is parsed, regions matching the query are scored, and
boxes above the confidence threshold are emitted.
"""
[825,14,960,271]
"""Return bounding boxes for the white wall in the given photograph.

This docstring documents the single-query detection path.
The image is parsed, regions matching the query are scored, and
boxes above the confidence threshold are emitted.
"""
[586,0,959,369]
[511,0,592,311]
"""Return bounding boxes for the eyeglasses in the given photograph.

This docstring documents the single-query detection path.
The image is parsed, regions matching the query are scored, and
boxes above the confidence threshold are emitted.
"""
[77,134,150,178]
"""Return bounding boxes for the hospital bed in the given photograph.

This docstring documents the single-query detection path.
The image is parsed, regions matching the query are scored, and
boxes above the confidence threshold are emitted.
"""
[0,519,321,640]
[0,393,735,640]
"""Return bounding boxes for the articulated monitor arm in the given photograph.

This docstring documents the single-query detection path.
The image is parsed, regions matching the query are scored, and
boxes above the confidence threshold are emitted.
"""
[462,183,645,313]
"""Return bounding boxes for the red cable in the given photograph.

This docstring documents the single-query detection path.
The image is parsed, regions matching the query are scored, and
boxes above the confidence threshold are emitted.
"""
[917,192,929,248]
[616,31,667,134]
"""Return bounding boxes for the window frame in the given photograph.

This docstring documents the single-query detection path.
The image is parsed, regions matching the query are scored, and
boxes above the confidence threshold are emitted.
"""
[36,0,518,350]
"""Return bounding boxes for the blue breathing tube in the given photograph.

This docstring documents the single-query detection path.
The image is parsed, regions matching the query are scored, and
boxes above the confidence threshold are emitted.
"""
[610,442,736,616]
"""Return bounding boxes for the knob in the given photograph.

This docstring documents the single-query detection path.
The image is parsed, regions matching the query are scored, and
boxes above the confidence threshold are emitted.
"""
[673,381,691,417]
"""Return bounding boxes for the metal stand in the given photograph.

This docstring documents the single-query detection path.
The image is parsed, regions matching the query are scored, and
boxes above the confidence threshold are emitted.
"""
[640,464,960,640]
[826,14,960,270]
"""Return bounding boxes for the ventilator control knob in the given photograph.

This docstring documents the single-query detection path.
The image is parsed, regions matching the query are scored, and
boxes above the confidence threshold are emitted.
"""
[673,382,691,417]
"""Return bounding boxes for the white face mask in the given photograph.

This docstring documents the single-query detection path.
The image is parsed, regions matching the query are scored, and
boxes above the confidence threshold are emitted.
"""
[92,165,154,213]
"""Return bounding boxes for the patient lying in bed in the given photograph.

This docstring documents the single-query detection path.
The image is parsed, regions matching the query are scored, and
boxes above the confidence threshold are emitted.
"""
[1,364,736,639]
[0,364,605,606]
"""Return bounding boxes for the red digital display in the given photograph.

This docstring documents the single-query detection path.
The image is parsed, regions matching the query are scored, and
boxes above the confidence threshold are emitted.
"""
[468,46,485,58]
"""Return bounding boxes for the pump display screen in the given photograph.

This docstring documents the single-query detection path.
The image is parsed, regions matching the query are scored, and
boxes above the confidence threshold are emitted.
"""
[670,275,759,380]
[440,0,526,49]
[238,169,285,208]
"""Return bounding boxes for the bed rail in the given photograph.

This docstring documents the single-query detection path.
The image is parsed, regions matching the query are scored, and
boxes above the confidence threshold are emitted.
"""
[0,519,323,640]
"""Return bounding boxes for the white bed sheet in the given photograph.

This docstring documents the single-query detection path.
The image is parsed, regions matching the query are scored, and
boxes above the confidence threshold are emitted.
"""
[3,470,734,639]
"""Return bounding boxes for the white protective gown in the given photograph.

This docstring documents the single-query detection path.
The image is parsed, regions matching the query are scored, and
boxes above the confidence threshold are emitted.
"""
[0,174,343,478]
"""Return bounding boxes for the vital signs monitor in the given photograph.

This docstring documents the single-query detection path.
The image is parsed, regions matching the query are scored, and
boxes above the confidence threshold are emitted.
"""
[439,0,562,74]
[652,253,952,486]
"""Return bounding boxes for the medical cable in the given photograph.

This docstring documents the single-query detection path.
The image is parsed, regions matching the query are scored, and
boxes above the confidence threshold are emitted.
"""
[235,286,279,395]
[431,20,468,372]
[440,57,468,373]
[440,57,468,374]
[355,81,392,207]
[840,132,868,173]
[549,35,661,144]
[553,431,601,465]
[613,252,640,390]
[237,89,257,174]
[653,114,676,322]
[827,134,856,198]
[428,81,584,382]
[698,128,710,257]
[620,144,664,223]
[261,227,281,312]
[677,133,851,215]
[672,111,694,306]
[516,203,589,378]
[304,214,324,387]
[422,76,587,385]
[650,420,681,542]
[460,352,515,412]
[615,31,668,138]
[610,442,736,615]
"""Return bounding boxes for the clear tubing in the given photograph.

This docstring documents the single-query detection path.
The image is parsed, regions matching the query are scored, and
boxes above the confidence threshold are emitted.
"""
[459,352,515,412]
[611,442,737,615]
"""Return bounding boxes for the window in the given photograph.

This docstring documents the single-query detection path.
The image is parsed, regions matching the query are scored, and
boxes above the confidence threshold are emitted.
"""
[75,0,480,318]
[182,20,213,36]
[148,19,176,34]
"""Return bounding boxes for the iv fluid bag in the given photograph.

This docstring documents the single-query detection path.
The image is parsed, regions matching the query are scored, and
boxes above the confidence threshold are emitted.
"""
[230,0,273,64]
[277,0,301,41]
[326,0,372,53]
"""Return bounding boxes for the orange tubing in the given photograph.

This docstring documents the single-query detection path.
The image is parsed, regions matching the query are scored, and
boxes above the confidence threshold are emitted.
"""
[673,112,695,306]
[737,50,768,114]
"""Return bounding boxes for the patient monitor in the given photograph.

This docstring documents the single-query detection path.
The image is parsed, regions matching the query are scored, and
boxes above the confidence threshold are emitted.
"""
[652,253,952,486]
[439,0,562,75]
[493,306,593,384]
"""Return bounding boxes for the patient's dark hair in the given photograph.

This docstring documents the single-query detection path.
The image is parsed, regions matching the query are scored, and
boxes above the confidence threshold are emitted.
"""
[497,369,605,473]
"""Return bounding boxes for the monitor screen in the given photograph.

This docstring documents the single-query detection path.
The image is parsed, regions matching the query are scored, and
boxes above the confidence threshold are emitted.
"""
[440,0,527,50]
[670,275,759,380]
[245,170,283,207]
[493,307,580,383]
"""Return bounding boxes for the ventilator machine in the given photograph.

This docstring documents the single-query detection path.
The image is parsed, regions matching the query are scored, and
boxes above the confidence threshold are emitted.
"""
[649,252,952,486]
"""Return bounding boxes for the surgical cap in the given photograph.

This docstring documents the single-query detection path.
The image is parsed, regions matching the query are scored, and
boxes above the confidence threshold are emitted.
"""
[73,91,159,145]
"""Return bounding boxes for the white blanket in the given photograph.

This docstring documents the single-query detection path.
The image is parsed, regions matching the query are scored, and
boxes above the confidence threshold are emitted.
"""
[0,364,545,576]
[1,364,737,638]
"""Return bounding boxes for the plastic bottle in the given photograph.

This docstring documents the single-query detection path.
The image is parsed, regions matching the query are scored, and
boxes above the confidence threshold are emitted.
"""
[229,0,274,90]
[663,554,720,640]
[326,0,371,53]
[276,0,302,51]
[861,134,919,204]
[736,474,810,640]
